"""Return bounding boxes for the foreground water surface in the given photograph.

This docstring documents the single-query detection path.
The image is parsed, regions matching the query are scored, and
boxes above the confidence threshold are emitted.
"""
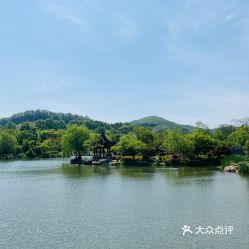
[0,159,249,249]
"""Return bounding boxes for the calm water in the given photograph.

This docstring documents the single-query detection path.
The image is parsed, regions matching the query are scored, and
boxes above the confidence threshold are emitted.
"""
[0,160,249,249]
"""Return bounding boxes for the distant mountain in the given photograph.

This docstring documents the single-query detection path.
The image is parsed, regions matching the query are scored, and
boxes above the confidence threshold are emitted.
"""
[131,116,194,132]
[0,111,194,133]
[0,110,112,131]
[0,110,83,125]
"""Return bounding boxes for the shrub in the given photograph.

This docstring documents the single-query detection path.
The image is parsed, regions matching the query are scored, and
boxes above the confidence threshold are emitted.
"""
[221,155,249,168]
[238,162,249,174]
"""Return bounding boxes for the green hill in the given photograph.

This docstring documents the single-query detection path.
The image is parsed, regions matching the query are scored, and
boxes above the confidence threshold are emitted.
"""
[0,111,194,133]
[0,110,112,131]
[131,116,194,132]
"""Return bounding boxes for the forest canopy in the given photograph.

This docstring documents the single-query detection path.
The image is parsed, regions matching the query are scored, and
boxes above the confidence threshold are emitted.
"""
[0,110,248,160]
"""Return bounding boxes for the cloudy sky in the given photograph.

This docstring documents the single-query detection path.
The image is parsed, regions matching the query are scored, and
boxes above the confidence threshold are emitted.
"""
[0,0,249,127]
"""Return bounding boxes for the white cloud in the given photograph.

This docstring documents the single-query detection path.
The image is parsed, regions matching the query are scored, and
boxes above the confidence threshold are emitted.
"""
[40,0,90,31]
[149,0,249,68]
[39,0,139,42]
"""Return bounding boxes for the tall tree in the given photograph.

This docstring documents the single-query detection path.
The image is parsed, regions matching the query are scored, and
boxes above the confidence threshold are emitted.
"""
[134,127,156,158]
[112,134,145,159]
[62,125,90,157]
[162,129,194,159]
[0,131,17,158]
[186,130,217,157]
[17,122,39,158]
[227,126,249,147]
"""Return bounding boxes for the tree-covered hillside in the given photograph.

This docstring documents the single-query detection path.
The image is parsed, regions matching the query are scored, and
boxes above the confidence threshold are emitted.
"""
[0,110,248,163]
[0,111,194,132]
[131,116,194,132]
[0,110,119,132]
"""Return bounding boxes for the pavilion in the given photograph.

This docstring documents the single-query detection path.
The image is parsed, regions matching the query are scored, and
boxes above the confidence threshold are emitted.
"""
[93,130,116,159]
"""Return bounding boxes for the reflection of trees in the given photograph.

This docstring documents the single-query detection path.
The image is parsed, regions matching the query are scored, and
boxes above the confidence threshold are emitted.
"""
[61,164,157,180]
[177,167,215,177]
[162,167,215,184]
[117,166,156,179]
[93,166,111,175]
[61,164,111,178]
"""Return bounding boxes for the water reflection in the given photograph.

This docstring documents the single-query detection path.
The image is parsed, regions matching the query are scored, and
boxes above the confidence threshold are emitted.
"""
[162,167,216,185]
[1,160,249,249]
[61,164,111,178]
[117,166,156,180]
[61,165,217,182]
[61,164,157,180]
[175,167,215,176]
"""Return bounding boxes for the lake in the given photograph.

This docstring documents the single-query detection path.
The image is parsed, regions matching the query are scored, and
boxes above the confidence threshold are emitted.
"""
[0,159,249,249]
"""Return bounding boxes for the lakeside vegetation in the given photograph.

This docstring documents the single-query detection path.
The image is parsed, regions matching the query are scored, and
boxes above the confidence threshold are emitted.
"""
[0,110,249,172]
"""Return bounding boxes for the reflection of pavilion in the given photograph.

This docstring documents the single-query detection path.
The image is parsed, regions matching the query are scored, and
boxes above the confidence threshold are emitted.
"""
[93,130,116,159]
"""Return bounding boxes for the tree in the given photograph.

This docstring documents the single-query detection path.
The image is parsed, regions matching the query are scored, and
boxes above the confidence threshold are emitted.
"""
[38,129,62,143]
[214,125,236,141]
[162,129,194,160]
[232,117,249,127]
[134,127,155,144]
[35,119,66,130]
[105,128,121,142]
[26,148,36,158]
[245,139,249,155]
[62,125,90,157]
[134,127,156,158]
[0,131,17,158]
[17,122,40,158]
[227,127,249,147]
[186,130,217,157]
[85,132,101,151]
[112,134,145,159]
[38,129,62,157]
[196,121,209,130]
[40,138,61,158]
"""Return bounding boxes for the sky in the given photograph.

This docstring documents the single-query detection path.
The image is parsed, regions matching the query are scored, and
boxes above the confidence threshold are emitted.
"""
[0,0,249,128]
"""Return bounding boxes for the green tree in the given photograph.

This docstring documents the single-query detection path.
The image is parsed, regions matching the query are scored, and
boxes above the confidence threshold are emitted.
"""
[112,134,145,159]
[0,131,17,158]
[232,117,249,127]
[134,127,155,144]
[195,121,209,131]
[134,127,156,158]
[214,125,236,141]
[62,125,90,157]
[38,129,62,143]
[245,139,249,155]
[105,128,121,142]
[162,129,194,160]
[85,132,101,152]
[26,148,36,158]
[35,119,66,130]
[186,130,217,157]
[38,129,62,157]
[227,127,249,147]
[40,138,61,158]
[17,122,40,158]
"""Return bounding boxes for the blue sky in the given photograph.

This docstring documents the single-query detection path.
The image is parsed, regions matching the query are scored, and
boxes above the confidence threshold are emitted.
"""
[0,0,249,127]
